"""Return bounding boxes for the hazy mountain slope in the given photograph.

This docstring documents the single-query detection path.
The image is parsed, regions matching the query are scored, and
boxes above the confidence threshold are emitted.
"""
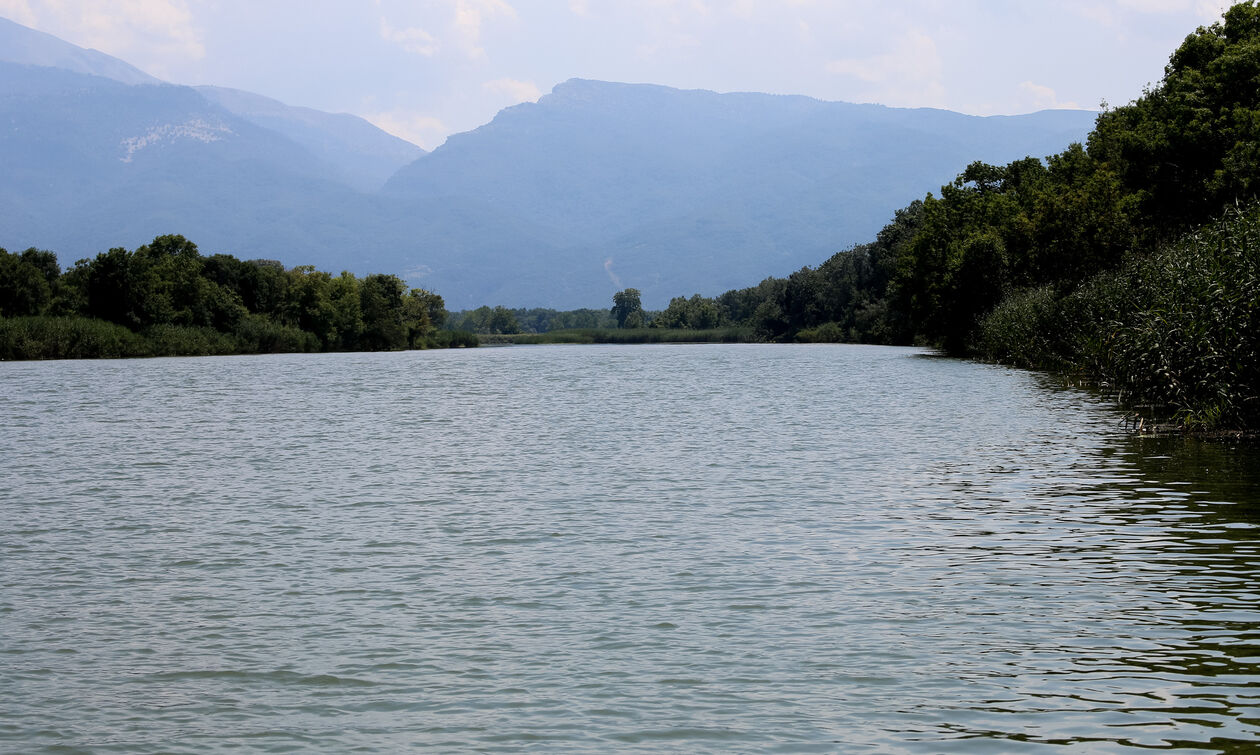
[0,16,423,193]
[0,16,159,85]
[0,62,567,294]
[384,79,1098,306]
[196,85,425,192]
[0,63,357,256]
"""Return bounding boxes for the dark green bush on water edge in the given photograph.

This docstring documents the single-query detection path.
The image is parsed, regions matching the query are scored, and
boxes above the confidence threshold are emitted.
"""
[975,206,1260,430]
[0,316,318,360]
[0,317,150,360]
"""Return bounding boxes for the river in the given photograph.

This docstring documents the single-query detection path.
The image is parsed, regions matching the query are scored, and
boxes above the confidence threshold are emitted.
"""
[2,344,1258,753]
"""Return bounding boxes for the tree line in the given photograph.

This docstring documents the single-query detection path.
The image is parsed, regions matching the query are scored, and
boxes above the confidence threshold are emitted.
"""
[445,305,615,335]
[0,234,473,359]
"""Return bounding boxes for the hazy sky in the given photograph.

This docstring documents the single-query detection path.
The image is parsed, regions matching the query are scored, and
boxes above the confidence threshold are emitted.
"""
[0,0,1236,149]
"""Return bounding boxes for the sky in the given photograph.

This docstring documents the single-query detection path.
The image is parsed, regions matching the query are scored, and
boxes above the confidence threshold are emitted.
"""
[0,0,1237,149]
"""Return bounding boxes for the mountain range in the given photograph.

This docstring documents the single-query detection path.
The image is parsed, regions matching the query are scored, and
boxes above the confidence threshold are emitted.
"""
[0,16,1098,309]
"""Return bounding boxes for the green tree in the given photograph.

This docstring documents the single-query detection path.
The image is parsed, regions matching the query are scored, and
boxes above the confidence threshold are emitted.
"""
[133,234,222,328]
[1089,1,1260,235]
[81,247,149,328]
[359,273,407,350]
[285,266,337,346]
[486,305,520,334]
[656,294,723,329]
[611,288,643,328]
[655,296,690,328]
[326,272,364,350]
[403,288,446,346]
[0,248,52,317]
[1026,143,1137,284]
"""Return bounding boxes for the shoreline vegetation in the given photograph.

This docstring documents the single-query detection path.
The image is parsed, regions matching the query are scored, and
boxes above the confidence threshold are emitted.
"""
[4,5,1259,435]
[0,236,478,360]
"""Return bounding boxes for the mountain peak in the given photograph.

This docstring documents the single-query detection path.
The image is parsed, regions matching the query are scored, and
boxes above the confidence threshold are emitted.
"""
[0,16,161,86]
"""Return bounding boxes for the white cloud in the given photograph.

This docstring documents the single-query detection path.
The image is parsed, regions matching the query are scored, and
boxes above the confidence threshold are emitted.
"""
[1016,81,1082,111]
[826,28,946,107]
[13,0,204,77]
[1117,0,1195,11]
[363,110,449,150]
[568,0,590,17]
[380,18,438,56]
[453,0,517,59]
[1192,0,1232,20]
[1075,0,1229,25]
[0,0,37,25]
[1117,0,1228,16]
[373,0,516,61]
[633,0,709,58]
[483,77,541,103]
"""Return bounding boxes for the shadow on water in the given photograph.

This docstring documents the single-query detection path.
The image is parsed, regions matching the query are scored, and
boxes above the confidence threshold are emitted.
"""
[945,433,1260,753]
[1119,435,1260,517]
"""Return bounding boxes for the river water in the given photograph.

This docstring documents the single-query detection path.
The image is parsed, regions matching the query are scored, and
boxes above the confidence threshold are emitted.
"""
[1,344,1258,753]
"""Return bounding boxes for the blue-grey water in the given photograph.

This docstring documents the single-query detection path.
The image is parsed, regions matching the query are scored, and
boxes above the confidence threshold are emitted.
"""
[2,344,1258,753]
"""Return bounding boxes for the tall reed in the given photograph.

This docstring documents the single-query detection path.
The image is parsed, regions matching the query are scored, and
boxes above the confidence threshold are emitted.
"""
[976,205,1260,429]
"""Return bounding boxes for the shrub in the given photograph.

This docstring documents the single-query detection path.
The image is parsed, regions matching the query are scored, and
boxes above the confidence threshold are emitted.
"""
[0,316,149,359]
[975,204,1260,429]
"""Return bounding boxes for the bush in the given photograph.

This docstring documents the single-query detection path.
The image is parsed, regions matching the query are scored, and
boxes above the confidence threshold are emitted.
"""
[795,321,847,343]
[1097,208,1259,428]
[975,204,1260,429]
[232,314,320,354]
[0,316,149,359]
[973,285,1068,370]
[429,330,479,348]
[144,324,241,357]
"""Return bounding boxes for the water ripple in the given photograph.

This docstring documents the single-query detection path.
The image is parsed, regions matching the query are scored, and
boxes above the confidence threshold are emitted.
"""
[1,345,1258,753]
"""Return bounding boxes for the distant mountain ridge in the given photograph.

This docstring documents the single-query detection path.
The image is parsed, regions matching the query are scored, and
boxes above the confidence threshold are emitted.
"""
[0,16,424,193]
[0,16,160,85]
[0,17,1098,309]
[384,79,1097,305]
[195,86,424,192]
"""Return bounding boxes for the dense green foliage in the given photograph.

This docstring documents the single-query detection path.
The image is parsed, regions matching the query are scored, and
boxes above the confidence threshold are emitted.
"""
[611,288,645,329]
[643,2,1260,430]
[975,205,1259,429]
[0,235,464,359]
[653,294,724,330]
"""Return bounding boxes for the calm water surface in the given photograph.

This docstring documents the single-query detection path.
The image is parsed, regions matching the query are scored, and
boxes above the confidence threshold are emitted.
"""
[1,344,1258,753]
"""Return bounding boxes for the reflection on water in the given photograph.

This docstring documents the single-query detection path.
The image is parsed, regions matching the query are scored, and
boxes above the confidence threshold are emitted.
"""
[921,432,1260,753]
[0,345,1257,753]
